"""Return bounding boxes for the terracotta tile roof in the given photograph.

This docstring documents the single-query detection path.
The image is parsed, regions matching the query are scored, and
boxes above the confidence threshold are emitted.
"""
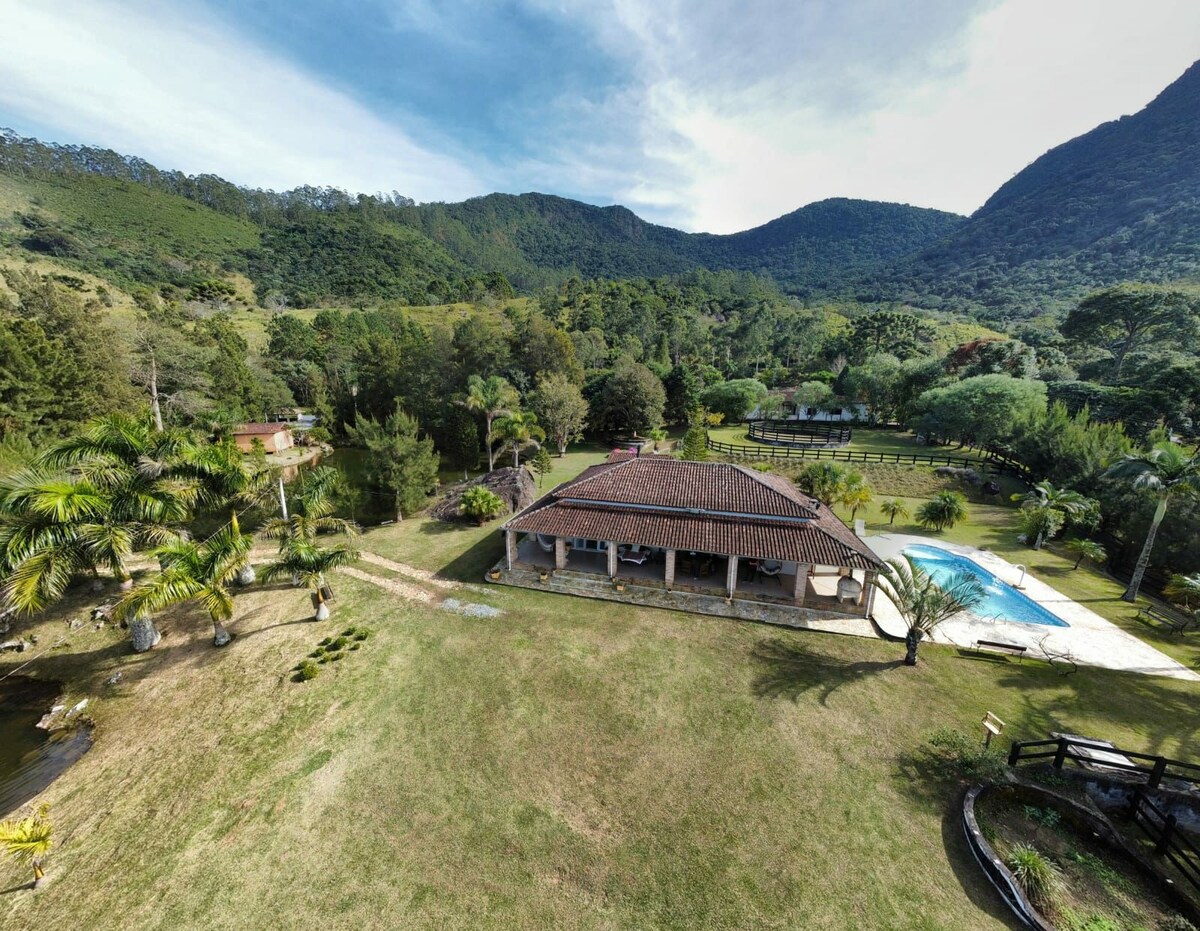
[504,457,880,570]
[234,422,292,436]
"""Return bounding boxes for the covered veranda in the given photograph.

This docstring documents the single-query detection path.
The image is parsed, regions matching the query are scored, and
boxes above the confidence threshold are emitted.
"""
[508,530,876,617]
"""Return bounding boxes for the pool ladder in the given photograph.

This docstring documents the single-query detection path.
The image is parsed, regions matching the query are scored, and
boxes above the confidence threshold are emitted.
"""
[1012,565,1027,590]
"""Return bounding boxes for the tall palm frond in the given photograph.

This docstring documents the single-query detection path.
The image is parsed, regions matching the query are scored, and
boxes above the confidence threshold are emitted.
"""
[877,554,984,665]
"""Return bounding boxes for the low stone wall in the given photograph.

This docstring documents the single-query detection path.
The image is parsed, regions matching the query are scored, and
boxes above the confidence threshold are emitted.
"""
[1027,763,1200,833]
[489,565,877,638]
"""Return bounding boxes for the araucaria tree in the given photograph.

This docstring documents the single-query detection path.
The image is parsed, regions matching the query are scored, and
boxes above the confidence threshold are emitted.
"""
[348,405,440,521]
[877,555,984,665]
[1106,441,1200,602]
[463,374,519,471]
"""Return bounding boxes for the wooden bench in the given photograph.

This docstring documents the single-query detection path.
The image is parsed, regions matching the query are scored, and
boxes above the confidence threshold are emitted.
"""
[973,639,1028,661]
[1137,603,1195,635]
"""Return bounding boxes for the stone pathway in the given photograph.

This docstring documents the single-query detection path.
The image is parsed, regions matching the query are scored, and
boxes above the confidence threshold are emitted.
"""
[867,533,1199,681]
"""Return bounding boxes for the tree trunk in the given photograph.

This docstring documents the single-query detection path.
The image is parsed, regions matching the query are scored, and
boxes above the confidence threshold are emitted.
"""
[513,446,519,468]
[236,565,256,586]
[888,513,896,525]
[1123,496,1168,602]
[130,614,161,652]
[212,619,232,647]
[1033,530,1044,550]
[904,628,921,666]
[485,415,496,471]
[314,588,330,621]
[32,861,45,889]
[149,354,164,432]
[1073,555,1084,569]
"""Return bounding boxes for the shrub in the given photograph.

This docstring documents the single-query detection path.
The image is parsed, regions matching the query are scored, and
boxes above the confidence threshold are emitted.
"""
[317,655,330,665]
[917,491,969,532]
[319,637,333,647]
[460,486,506,525]
[1006,843,1063,909]
[294,660,320,682]
[1162,916,1199,931]
[329,636,349,650]
[309,648,326,658]
[328,651,345,662]
[927,727,1009,782]
[353,630,371,641]
[349,643,362,651]
[1022,805,1061,829]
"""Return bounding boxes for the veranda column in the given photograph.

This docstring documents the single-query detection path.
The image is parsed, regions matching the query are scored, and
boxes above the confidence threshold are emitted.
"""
[863,570,878,617]
[554,538,567,570]
[726,556,739,599]
[505,529,518,570]
[664,550,676,590]
[607,542,619,579]
[794,564,811,605]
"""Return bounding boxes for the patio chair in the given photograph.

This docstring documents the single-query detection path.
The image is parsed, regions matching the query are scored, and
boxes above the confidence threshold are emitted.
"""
[760,561,783,586]
[619,545,650,565]
[836,576,863,604]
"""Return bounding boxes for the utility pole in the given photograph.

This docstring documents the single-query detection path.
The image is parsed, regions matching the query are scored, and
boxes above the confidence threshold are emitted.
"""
[278,474,289,519]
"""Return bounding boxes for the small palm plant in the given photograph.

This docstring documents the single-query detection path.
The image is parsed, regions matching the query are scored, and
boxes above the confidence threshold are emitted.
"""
[0,803,53,889]
[262,539,359,621]
[1164,573,1200,612]
[493,411,546,469]
[1064,538,1107,571]
[460,486,506,526]
[1005,843,1062,910]
[916,491,969,532]
[876,554,984,665]
[1011,480,1097,549]
[114,516,255,648]
[880,499,909,526]
[838,472,873,521]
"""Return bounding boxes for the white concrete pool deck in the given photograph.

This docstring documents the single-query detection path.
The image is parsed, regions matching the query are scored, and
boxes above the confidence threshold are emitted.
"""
[866,533,1199,682]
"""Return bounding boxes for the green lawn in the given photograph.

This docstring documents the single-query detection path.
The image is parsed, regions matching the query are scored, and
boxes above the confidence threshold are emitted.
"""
[2,445,1197,930]
[706,424,996,464]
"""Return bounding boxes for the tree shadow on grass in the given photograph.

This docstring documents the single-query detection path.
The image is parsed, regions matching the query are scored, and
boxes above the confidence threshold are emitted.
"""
[437,532,505,584]
[749,637,903,707]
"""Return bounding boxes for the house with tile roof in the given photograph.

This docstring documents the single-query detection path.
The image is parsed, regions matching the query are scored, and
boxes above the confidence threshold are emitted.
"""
[232,422,294,454]
[493,455,883,624]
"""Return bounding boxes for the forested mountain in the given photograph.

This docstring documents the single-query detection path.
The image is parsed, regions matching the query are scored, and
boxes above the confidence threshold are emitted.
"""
[877,59,1200,319]
[2,57,1200,315]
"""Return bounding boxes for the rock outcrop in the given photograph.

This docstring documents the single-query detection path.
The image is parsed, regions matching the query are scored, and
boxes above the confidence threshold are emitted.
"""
[431,467,537,522]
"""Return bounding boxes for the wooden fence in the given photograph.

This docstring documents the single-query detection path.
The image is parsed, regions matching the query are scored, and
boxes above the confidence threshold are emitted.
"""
[706,438,1029,477]
[745,420,852,448]
[1008,736,1200,791]
[1131,790,1200,895]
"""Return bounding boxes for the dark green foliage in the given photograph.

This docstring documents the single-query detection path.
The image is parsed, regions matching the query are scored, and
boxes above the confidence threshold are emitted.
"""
[925,728,1008,782]
[294,660,320,682]
[441,404,481,473]
[347,404,440,521]
[590,360,666,437]
[699,378,768,422]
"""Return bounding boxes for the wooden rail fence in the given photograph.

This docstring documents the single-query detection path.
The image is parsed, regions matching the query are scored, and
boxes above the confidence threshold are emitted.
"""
[1008,736,1200,791]
[706,438,1029,477]
[1131,790,1200,895]
[745,420,852,448]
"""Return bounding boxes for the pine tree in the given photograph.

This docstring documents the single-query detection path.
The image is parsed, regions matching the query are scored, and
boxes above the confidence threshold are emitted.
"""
[679,424,709,461]
[531,445,553,487]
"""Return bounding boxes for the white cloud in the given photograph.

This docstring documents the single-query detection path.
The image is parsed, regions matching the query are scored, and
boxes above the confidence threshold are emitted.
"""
[0,0,482,202]
[534,0,1200,232]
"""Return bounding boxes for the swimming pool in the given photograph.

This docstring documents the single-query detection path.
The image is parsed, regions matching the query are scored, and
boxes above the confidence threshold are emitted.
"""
[903,544,1070,628]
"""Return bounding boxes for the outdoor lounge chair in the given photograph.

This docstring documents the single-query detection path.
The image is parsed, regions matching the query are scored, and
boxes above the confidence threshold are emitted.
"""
[836,576,863,604]
[618,545,650,565]
[759,561,783,585]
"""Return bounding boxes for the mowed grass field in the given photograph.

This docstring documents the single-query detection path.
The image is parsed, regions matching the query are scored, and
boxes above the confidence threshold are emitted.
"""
[2,446,1198,930]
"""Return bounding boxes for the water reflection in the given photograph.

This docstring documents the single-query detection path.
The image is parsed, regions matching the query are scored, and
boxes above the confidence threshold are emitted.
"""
[0,678,93,816]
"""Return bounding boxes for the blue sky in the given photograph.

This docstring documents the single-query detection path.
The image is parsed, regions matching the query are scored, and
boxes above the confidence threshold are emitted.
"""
[1,0,1198,232]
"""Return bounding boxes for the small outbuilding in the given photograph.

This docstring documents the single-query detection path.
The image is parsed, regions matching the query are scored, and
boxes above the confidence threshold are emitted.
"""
[232,422,294,454]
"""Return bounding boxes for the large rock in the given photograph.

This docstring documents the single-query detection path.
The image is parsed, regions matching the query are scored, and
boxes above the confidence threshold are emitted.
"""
[430,466,537,522]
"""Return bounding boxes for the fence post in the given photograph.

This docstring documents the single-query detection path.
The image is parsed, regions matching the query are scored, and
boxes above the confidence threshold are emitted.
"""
[1158,814,1177,855]
[1150,757,1167,788]
[1053,737,1068,770]
[1008,742,1022,766]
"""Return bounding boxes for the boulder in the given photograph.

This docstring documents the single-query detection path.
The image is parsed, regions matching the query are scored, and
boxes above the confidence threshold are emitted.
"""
[934,465,982,485]
[430,466,537,522]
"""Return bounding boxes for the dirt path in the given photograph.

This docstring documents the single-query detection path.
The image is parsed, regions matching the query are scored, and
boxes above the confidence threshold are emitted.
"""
[357,552,458,590]
[338,566,433,603]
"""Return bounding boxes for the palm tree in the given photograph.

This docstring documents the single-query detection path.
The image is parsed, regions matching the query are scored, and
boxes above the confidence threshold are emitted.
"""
[880,499,909,526]
[3,413,202,597]
[114,516,254,648]
[916,491,969,532]
[876,555,985,665]
[0,803,53,888]
[838,471,873,522]
[463,375,519,471]
[1012,481,1097,549]
[1106,441,1200,602]
[1064,538,1107,571]
[493,411,546,469]
[795,462,850,507]
[260,467,358,548]
[1164,573,1200,612]
[261,539,359,621]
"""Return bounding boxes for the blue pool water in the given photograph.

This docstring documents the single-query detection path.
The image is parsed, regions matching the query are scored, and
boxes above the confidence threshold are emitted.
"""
[903,544,1070,628]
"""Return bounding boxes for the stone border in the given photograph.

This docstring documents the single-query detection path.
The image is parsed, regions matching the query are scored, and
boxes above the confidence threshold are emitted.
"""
[963,781,1200,929]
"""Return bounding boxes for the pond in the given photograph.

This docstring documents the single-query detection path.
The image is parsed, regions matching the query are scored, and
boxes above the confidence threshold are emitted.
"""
[291,447,394,527]
[0,677,92,816]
